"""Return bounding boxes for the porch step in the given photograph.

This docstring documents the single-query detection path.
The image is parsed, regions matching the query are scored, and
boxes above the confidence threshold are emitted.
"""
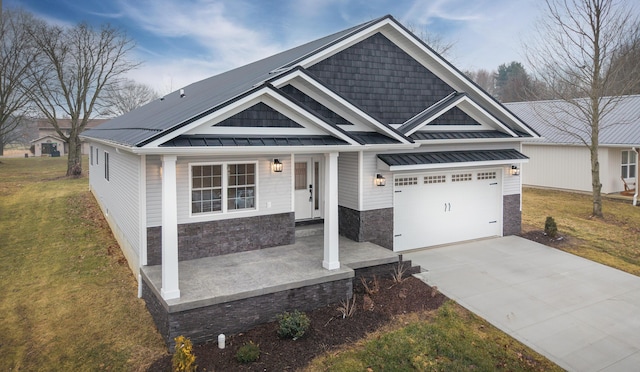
[295,224,324,238]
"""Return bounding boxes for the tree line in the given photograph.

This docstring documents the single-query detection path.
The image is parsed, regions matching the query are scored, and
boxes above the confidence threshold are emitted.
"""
[0,7,157,174]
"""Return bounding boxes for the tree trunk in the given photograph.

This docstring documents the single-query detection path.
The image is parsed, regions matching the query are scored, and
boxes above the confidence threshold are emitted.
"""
[66,134,82,176]
[590,132,603,218]
[0,134,4,156]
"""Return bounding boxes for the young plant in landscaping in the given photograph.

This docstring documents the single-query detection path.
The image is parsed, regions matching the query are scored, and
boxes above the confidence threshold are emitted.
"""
[337,295,357,319]
[277,310,311,340]
[172,336,197,372]
[545,216,558,238]
[360,275,379,295]
[236,341,260,364]
[391,263,407,283]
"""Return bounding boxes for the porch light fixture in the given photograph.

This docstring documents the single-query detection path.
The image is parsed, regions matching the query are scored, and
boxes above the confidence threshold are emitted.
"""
[272,158,283,173]
[375,173,386,186]
[510,165,521,176]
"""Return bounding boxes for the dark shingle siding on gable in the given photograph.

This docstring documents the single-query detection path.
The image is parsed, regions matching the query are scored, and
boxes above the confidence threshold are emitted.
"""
[215,102,303,128]
[308,33,455,125]
[410,131,513,140]
[280,85,352,125]
[429,106,480,125]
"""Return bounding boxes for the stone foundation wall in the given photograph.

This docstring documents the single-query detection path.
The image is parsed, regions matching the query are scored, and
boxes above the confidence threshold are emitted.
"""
[503,194,522,236]
[338,206,394,250]
[147,212,295,265]
[142,275,353,349]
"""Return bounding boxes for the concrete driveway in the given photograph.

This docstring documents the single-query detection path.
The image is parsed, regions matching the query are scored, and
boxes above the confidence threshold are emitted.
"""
[404,236,640,372]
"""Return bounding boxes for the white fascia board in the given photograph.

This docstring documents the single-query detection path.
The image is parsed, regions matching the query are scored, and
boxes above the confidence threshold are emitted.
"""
[377,158,529,172]
[130,145,355,156]
[413,137,529,146]
[269,69,411,145]
[142,86,360,149]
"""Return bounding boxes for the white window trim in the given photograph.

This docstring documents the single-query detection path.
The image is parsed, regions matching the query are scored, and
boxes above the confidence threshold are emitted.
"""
[622,150,637,179]
[104,151,110,181]
[189,161,259,217]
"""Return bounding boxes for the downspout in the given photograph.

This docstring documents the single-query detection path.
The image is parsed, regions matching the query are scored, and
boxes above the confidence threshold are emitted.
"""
[634,147,639,207]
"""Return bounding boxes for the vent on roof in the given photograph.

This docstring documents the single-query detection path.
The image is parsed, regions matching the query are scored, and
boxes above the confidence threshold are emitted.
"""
[180,89,185,98]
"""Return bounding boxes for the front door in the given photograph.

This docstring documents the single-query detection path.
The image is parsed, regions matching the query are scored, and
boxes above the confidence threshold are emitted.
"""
[294,156,322,220]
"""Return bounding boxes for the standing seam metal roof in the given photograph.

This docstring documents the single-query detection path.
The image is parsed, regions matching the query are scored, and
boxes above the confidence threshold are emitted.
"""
[377,149,529,167]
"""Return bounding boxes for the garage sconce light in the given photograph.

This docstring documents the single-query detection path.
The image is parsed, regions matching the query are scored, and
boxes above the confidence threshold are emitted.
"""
[510,165,520,176]
[272,159,283,173]
[375,173,386,186]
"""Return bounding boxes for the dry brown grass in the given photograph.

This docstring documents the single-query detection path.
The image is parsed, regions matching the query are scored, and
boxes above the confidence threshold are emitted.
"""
[522,187,640,276]
[0,157,166,371]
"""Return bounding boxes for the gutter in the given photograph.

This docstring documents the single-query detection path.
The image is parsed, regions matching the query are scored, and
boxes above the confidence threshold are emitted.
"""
[634,147,639,207]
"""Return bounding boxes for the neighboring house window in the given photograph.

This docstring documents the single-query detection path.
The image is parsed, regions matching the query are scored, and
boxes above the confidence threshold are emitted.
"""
[90,146,93,165]
[104,152,110,181]
[622,150,637,179]
[96,147,99,165]
[191,162,256,215]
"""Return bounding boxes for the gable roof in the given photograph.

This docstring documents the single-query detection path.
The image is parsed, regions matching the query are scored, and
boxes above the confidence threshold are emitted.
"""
[505,96,640,146]
[83,15,537,150]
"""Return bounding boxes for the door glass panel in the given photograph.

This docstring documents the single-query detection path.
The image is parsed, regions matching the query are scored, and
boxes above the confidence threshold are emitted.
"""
[295,162,307,190]
[314,162,319,210]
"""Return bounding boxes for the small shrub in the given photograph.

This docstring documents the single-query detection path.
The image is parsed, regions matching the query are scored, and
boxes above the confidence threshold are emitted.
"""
[544,216,558,238]
[277,310,310,340]
[337,295,357,318]
[236,341,260,364]
[172,336,197,372]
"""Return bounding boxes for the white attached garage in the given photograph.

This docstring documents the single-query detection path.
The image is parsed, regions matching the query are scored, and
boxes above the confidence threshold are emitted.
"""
[377,148,529,252]
[393,169,503,251]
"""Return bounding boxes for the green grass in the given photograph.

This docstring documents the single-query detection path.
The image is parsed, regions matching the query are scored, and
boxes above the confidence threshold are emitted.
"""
[522,187,640,276]
[307,301,562,372]
[0,157,165,371]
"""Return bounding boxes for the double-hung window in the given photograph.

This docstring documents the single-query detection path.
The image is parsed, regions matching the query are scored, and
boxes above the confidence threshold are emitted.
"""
[622,150,637,179]
[191,162,256,215]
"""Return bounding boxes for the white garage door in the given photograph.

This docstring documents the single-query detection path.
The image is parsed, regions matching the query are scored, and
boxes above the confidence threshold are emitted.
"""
[393,169,502,252]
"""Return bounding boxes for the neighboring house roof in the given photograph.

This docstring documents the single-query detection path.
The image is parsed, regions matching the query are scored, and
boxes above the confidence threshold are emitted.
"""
[83,15,538,149]
[30,134,64,143]
[505,96,640,146]
[37,118,108,130]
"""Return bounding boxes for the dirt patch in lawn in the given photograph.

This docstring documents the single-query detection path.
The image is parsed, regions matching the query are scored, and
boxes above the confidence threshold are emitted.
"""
[519,225,581,250]
[147,275,446,371]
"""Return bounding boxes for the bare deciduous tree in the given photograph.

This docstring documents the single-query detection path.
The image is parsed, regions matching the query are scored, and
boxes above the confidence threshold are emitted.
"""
[99,79,159,118]
[406,23,456,57]
[0,9,40,156]
[27,20,138,175]
[466,68,497,97]
[526,0,640,217]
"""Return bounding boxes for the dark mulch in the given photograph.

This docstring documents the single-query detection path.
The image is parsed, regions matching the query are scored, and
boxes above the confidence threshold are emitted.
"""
[519,228,575,249]
[148,275,446,371]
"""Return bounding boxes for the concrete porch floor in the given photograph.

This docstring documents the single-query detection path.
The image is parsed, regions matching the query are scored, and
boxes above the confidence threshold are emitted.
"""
[141,234,399,312]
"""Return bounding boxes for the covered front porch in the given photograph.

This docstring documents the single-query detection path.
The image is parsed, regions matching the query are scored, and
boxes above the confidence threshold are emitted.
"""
[140,229,409,347]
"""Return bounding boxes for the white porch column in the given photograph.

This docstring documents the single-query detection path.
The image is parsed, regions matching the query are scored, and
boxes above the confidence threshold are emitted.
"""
[323,152,340,270]
[161,155,180,300]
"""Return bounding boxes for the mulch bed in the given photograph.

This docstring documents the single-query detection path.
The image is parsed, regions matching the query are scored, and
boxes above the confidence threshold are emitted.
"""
[518,228,575,249]
[148,275,446,371]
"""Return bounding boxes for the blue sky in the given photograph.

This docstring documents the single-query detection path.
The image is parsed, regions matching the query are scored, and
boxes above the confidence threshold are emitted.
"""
[5,0,558,94]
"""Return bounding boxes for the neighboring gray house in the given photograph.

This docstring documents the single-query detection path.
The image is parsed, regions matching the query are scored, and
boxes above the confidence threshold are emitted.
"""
[506,97,639,203]
[82,15,538,347]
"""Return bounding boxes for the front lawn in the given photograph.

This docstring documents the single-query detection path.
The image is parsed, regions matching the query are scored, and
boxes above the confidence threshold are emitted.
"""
[522,187,640,276]
[0,157,165,371]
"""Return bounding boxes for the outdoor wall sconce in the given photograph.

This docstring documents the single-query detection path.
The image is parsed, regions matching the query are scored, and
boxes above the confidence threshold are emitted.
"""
[272,159,283,173]
[510,165,521,176]
[375,173,386,186]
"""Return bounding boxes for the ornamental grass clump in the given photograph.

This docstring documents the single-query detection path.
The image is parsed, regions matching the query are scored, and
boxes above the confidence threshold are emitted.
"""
[277,310,310,340]
[173,336,197,372]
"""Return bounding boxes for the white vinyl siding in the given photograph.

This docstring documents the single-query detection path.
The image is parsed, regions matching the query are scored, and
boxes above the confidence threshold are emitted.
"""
[88,143,141,272]
[338,152,359,210]
[146,155,292,226]
[362,151,393,210]
[522,144,622,193]
[502,165,521,195]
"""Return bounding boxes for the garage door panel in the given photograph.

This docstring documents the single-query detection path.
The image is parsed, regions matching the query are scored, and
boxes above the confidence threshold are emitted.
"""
[393,169,502,252]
